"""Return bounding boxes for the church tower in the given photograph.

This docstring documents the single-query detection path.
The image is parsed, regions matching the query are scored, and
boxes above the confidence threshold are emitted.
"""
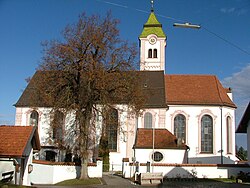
[139,4,166,72]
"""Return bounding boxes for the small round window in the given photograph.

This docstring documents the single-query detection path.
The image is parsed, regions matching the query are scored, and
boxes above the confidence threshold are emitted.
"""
[152,151,163,162]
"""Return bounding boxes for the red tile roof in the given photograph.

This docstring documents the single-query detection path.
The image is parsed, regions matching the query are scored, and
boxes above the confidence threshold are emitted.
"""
[133,128,187,149]
[0,126,40,158]
[165,75,236,108]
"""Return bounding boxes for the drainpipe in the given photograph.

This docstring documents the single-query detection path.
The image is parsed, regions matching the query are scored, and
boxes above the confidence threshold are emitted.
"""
[220,106,223,164]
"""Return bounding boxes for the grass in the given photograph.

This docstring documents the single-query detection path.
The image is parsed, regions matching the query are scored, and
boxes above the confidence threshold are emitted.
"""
[0,184,30,188]
[55,178,101,186]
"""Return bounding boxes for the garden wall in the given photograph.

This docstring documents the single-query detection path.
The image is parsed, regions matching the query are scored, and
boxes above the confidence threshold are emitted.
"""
[30,160,102,184]
[122,159,250,179]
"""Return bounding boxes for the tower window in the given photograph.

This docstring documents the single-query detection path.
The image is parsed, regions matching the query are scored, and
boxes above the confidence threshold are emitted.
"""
[148,49,152,58]
[153,49,157,58]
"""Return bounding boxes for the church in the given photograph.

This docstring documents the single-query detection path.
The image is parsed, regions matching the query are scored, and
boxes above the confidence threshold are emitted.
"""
[14,7,238,171]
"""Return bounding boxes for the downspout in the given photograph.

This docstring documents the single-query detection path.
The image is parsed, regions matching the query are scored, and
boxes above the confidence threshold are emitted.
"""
[220,106,223,164]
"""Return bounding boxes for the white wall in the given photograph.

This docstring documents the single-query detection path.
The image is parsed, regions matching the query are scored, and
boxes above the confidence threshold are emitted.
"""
[30,160,102,184]
[134,149,186,164]
[122,162,250,179]
[166,105,237,164]
[0,159,15,184]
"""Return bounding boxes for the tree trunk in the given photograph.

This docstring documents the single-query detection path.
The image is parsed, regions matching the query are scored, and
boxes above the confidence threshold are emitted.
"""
[78,106,92,179]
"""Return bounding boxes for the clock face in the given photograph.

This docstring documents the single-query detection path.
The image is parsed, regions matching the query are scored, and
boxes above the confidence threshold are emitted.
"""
[149,37,157,45]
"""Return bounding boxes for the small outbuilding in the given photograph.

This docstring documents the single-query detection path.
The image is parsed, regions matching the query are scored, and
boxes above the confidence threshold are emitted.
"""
[0,125,40,186]
[236,102,250,164]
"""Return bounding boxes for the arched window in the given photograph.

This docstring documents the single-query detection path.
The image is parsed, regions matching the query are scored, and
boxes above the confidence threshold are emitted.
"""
[201,115,213,153]
[148,49,152,58]
[153,49,157,58]
[174,114,186,144]
[226,116,232,154]
[107,108,118,151]
[144,112,152,128]
[30,110,39,126]
[52,111,64,144]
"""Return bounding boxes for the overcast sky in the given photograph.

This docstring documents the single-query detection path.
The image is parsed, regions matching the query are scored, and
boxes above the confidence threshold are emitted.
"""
[0,0,249,148]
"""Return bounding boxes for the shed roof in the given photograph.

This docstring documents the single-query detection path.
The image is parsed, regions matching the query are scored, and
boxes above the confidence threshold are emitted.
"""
[0,126,40,158]
[133,128,187,149]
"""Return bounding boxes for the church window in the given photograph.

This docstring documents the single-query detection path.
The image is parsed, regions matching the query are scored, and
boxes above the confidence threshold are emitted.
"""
[144,112,152,128]
[52,111,64,144]
[107,108,118,151]
[152,151,163,162]
[153,49,157,58]
[201,115,213,153]
[30,110,39,126]
[148,49,152,58]
[174,114,186,144]
[226,116,232,154]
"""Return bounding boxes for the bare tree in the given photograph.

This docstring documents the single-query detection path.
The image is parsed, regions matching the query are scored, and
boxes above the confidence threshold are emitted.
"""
[34,12,144,179]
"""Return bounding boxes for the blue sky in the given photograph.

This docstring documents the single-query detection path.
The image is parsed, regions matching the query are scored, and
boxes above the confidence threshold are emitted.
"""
[0,0,249,148]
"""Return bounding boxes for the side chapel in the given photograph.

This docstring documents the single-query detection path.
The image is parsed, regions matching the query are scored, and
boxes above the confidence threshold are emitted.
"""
[14,5,238,170]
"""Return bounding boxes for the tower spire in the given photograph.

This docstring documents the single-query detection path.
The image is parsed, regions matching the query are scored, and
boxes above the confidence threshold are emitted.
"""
[151,0,154,12]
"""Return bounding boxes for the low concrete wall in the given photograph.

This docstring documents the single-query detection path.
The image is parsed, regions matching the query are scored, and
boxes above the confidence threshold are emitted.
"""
[122,161,250,179]
[30,160,102,184]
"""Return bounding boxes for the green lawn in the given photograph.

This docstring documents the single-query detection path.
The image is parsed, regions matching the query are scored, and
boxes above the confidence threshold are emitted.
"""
[0,184,30,188]
[55,178,101,186]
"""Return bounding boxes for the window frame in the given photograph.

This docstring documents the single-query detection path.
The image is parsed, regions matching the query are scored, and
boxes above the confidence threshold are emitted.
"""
[30,110,39,126]
[144,112,153,129]
[200,115,213,153]
[226,116,232,154]
[174,114,186,144]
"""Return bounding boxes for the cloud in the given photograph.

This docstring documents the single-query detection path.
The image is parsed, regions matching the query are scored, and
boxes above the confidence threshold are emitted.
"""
[0,114,14,125]
[222,64,250,123]
[220,7,236,13]
[220,7,248,15]
[222,64,250,148]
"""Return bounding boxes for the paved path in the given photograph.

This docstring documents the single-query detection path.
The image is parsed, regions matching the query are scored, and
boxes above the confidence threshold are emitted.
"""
[33,173,142,188]
[33,173,250,188]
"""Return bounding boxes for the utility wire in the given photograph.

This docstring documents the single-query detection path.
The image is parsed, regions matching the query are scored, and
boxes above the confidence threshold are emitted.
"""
[96,0,250,56]
[202,26,250,56]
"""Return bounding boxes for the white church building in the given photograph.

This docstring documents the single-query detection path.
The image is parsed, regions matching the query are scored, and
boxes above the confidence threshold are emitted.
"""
[14,9,238,170]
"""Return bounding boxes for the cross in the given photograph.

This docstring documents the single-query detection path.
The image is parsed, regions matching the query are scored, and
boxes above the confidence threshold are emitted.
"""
[151,0,154,11]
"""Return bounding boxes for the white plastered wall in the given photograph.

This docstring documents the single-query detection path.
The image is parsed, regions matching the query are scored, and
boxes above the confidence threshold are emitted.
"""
[166,105,237,164]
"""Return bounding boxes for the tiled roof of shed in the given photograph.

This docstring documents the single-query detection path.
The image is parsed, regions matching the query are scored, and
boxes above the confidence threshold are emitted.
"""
[0,126,40,158]
[165,75,236,108]
[133,128,186,149]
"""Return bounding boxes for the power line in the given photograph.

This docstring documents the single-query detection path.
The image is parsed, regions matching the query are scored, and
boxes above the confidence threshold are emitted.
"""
[202,26,250,56]
[96,0,250,56]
